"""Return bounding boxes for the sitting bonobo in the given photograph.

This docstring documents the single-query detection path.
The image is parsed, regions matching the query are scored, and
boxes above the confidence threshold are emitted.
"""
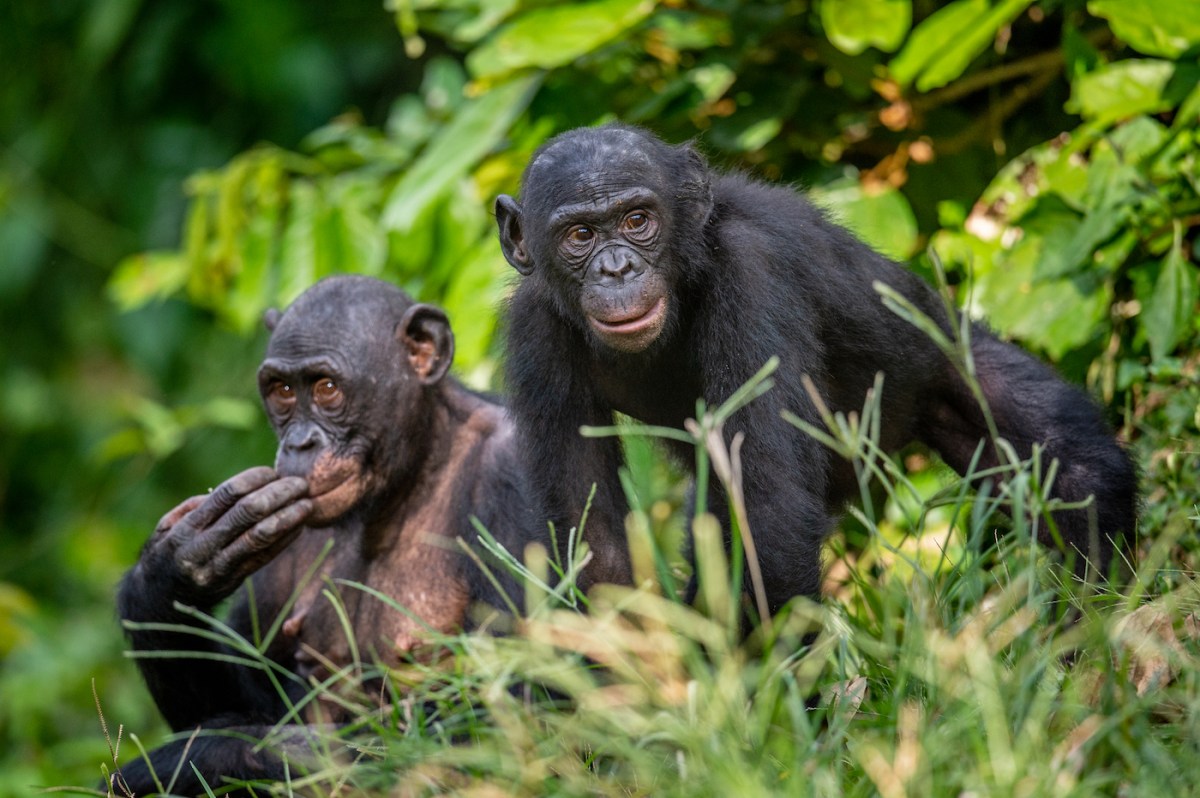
[113,275,539,794]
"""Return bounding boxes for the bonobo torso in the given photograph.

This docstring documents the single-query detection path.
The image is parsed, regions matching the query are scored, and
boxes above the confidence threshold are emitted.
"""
[242,389,512,719]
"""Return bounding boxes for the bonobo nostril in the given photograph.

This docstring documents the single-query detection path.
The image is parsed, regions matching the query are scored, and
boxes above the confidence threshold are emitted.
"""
[596,249,637,280]
[284,425,322,452]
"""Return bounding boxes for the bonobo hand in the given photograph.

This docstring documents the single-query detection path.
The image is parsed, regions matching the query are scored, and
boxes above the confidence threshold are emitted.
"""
[126,466,312,614]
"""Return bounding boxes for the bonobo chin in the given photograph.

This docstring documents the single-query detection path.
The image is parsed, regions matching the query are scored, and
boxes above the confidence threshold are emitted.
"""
[112,275,540,795]
[495,123,1137,612]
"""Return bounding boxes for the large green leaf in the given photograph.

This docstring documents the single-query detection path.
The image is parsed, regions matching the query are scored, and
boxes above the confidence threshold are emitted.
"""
[381,74,539,233]
[1139,230,1198,362]
[1066,59,1178,123]
[889,0,1032,91]
[820,0,911,56]
[973,239,1111,360]
[466,0,656,79]
[1089,0,1200,59]
[811,179,919,261]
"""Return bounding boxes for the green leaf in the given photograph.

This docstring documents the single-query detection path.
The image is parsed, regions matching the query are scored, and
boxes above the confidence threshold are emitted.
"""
[1066,59,1177,123]
[971,237,1111,360]
[1140,230,1198,362]
[1088,0,1200,59]
[820,0,912,55]
[442,237,509,378]
[889,0,1032,91]
[381,74,539,233]
[1031,150,1138,281]
[811,179,919,261]
[275,182,319,308]
[108,251,190,311]
[466,0,656,79]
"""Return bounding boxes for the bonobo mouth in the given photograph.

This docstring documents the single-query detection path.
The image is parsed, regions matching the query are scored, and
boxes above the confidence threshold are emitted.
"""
[587,297,667,338]
[281,454,366,526]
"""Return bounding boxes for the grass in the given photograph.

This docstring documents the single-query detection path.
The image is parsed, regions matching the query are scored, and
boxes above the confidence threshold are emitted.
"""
[91,325,1200,797]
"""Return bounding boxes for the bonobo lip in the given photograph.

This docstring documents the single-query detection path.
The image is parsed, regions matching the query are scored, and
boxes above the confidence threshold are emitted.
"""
[587,297,667,336]
[305,476,363,525]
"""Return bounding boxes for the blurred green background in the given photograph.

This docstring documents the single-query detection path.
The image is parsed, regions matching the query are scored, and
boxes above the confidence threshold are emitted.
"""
[1,0,1197,790]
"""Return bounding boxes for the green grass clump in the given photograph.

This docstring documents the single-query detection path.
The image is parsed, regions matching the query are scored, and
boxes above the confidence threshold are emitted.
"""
[98,347,1199,798]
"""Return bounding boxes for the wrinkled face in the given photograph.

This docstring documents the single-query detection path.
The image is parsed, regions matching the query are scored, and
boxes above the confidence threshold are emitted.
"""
[497,126,698,355]
[258,336,385,526]
[258,277,454,527]
[549,185,671,353]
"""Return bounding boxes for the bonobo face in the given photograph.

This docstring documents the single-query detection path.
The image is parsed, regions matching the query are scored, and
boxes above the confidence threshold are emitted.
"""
[258,344,370,526]
[549,185,671,353]
[259,276,454,526]
[496,125,711,355]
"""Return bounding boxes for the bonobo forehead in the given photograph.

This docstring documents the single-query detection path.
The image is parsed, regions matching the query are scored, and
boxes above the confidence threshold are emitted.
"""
[522,125,673,217]
[266,275,413,363]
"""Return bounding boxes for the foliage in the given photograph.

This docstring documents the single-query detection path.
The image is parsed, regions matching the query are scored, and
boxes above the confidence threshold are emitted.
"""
[1,0,1198,792]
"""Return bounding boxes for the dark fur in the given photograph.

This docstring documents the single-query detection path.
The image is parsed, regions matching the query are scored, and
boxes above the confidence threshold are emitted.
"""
[114,275,541,795]
[496,124,1137,611]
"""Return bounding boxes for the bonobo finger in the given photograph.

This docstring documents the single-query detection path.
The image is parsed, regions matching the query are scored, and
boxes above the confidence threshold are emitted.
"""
[212,498,314,580]
[154,494,206,535]
[193,476,310,551]
[183,466,280,530]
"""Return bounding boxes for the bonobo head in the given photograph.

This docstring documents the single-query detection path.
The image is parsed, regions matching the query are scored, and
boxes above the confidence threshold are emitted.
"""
[258,275,454,525]
[495,124,713,354]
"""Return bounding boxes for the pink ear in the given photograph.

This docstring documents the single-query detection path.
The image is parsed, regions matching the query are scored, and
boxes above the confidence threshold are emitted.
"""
[397,303,455,385]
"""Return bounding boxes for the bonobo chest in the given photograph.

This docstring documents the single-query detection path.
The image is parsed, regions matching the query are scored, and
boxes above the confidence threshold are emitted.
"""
[253,523,469,719]
[590,353,699,428]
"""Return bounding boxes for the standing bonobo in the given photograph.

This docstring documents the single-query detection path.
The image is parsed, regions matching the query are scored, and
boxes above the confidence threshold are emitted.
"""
[495,124,1136,611]
[114,275,539,795]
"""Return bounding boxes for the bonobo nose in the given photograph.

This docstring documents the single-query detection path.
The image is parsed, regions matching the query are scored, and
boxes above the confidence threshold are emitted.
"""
[283,424,325,452]
[593,247,642,284]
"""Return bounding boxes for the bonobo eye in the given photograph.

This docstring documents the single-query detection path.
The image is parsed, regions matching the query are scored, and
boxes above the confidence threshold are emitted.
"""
[622,212,648,230]
[266,382,296,414]
[313,378,344,411]
[566,225,595,245]
[621,210,657,241]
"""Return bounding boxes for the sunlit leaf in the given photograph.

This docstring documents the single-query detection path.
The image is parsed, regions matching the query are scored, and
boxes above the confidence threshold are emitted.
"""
[466,0,656,79]
[108,251,190,310]
[442,237,509,379]
[889,0,1032,91]
[1089,0,1200,59]
[1139,231,1198,362]
[381,74,539,233]
[276,182,320,309]
[811,179,919,261]
[226,209,277,332]
[1066,59,1178,123]
[820,0,911,56]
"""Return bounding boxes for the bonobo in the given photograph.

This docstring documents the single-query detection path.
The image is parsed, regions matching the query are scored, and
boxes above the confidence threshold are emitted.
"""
[114,275,538,795]
[495,123,1136,612]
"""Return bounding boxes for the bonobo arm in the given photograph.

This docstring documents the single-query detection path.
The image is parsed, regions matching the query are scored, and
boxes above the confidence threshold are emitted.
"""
[117,467,312,730]
[505,297,632,591]
[108,721,324,798]
[693,266,834,613]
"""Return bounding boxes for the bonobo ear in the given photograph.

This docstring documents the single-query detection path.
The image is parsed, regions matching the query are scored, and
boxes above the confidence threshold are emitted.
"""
[495,195,534,276]
[398,303,455,385]
[681,144,715,226]
[263,308,282,332]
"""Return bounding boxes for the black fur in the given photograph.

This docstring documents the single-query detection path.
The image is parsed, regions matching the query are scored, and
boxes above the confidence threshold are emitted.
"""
[113,276,541,795]
[495,124,1137,611]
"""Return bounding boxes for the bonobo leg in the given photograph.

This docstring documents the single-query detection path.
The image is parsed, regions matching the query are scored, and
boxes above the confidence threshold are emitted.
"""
[918,329,1136,578]
[108,722,326,798]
